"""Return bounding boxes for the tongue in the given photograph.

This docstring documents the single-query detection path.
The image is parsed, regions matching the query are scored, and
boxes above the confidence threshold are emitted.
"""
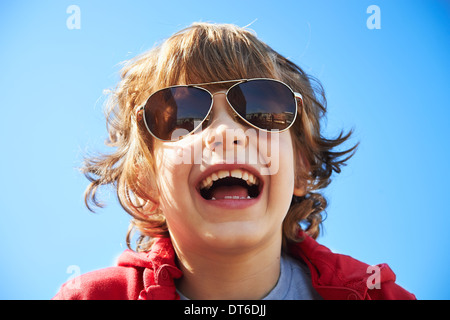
[210,185,249,200]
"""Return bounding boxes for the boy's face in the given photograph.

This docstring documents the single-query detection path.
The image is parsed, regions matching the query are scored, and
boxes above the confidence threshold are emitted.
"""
[153,92,296,252]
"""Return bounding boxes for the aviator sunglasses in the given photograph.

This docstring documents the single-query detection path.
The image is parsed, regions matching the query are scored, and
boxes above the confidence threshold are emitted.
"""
[136,78,303,142]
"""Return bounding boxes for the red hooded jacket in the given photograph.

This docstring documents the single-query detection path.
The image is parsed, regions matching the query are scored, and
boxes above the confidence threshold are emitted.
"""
[53,231,415,300]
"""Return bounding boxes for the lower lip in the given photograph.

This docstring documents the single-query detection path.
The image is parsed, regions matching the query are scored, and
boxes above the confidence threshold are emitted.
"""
[195,186,263,210]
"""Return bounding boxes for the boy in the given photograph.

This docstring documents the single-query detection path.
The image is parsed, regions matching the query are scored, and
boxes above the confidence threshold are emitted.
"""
[54,22,415,300]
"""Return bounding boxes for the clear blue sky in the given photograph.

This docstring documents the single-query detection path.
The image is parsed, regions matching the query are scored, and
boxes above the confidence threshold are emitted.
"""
[0,0,449,300]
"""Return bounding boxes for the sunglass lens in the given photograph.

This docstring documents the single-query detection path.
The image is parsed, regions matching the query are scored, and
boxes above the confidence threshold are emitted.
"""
[227,79,297,131]
[144,86,212,141]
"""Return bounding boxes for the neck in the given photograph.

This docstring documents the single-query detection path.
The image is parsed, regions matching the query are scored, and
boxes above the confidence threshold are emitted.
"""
[172,234,282,300]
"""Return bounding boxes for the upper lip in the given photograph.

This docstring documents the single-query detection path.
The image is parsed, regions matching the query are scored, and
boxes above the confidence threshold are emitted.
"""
[194,163,264,192]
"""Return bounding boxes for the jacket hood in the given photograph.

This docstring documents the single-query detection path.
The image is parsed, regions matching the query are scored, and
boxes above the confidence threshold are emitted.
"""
[117,237,183,300]
[117,237,178,270]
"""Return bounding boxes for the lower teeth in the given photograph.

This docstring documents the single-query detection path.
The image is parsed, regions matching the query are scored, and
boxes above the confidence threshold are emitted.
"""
[210,196,252,200]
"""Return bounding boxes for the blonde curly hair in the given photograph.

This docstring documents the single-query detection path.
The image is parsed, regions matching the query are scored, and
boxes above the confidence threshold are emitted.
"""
[82,22,357,251]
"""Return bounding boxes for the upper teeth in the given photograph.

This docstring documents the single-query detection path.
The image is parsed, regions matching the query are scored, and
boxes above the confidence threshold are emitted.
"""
[199,169,259,190]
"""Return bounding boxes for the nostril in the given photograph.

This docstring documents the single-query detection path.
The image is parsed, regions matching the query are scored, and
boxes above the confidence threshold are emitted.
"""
[233,130,248,147]
[205,135,222,149]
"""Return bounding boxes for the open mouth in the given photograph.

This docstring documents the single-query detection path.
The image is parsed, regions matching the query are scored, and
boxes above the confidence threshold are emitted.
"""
[198,169,261,201]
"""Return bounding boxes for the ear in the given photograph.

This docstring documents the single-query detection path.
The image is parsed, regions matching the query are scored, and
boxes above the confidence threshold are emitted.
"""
[135,105,145,124]
[293,186,307,197]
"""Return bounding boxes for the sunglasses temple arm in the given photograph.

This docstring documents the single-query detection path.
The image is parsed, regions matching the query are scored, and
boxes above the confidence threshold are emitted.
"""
[136,105,145,113]
[294,92,303,108]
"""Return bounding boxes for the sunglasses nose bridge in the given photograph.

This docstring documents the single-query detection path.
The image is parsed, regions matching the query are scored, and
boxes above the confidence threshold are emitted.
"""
[211,91,226,97]
[204,92,248,151]
[207,90,241,125]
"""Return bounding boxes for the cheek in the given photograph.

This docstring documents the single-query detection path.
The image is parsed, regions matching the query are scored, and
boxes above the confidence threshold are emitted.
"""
[152,141,201,228]
[278,131,296,179]
[265,131,296,215]
[256,130,294,179]
[153,143,191,206]
[259,130,295,178]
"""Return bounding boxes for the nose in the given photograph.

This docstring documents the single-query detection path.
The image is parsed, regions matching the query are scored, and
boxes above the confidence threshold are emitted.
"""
[204,92,248,151]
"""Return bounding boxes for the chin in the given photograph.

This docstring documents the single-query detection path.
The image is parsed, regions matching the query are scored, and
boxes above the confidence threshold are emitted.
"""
[198,220,277,252]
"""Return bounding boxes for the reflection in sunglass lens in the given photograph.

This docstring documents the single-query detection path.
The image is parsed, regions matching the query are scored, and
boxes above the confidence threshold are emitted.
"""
[144,86,212,141]
[227,80,296,131]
